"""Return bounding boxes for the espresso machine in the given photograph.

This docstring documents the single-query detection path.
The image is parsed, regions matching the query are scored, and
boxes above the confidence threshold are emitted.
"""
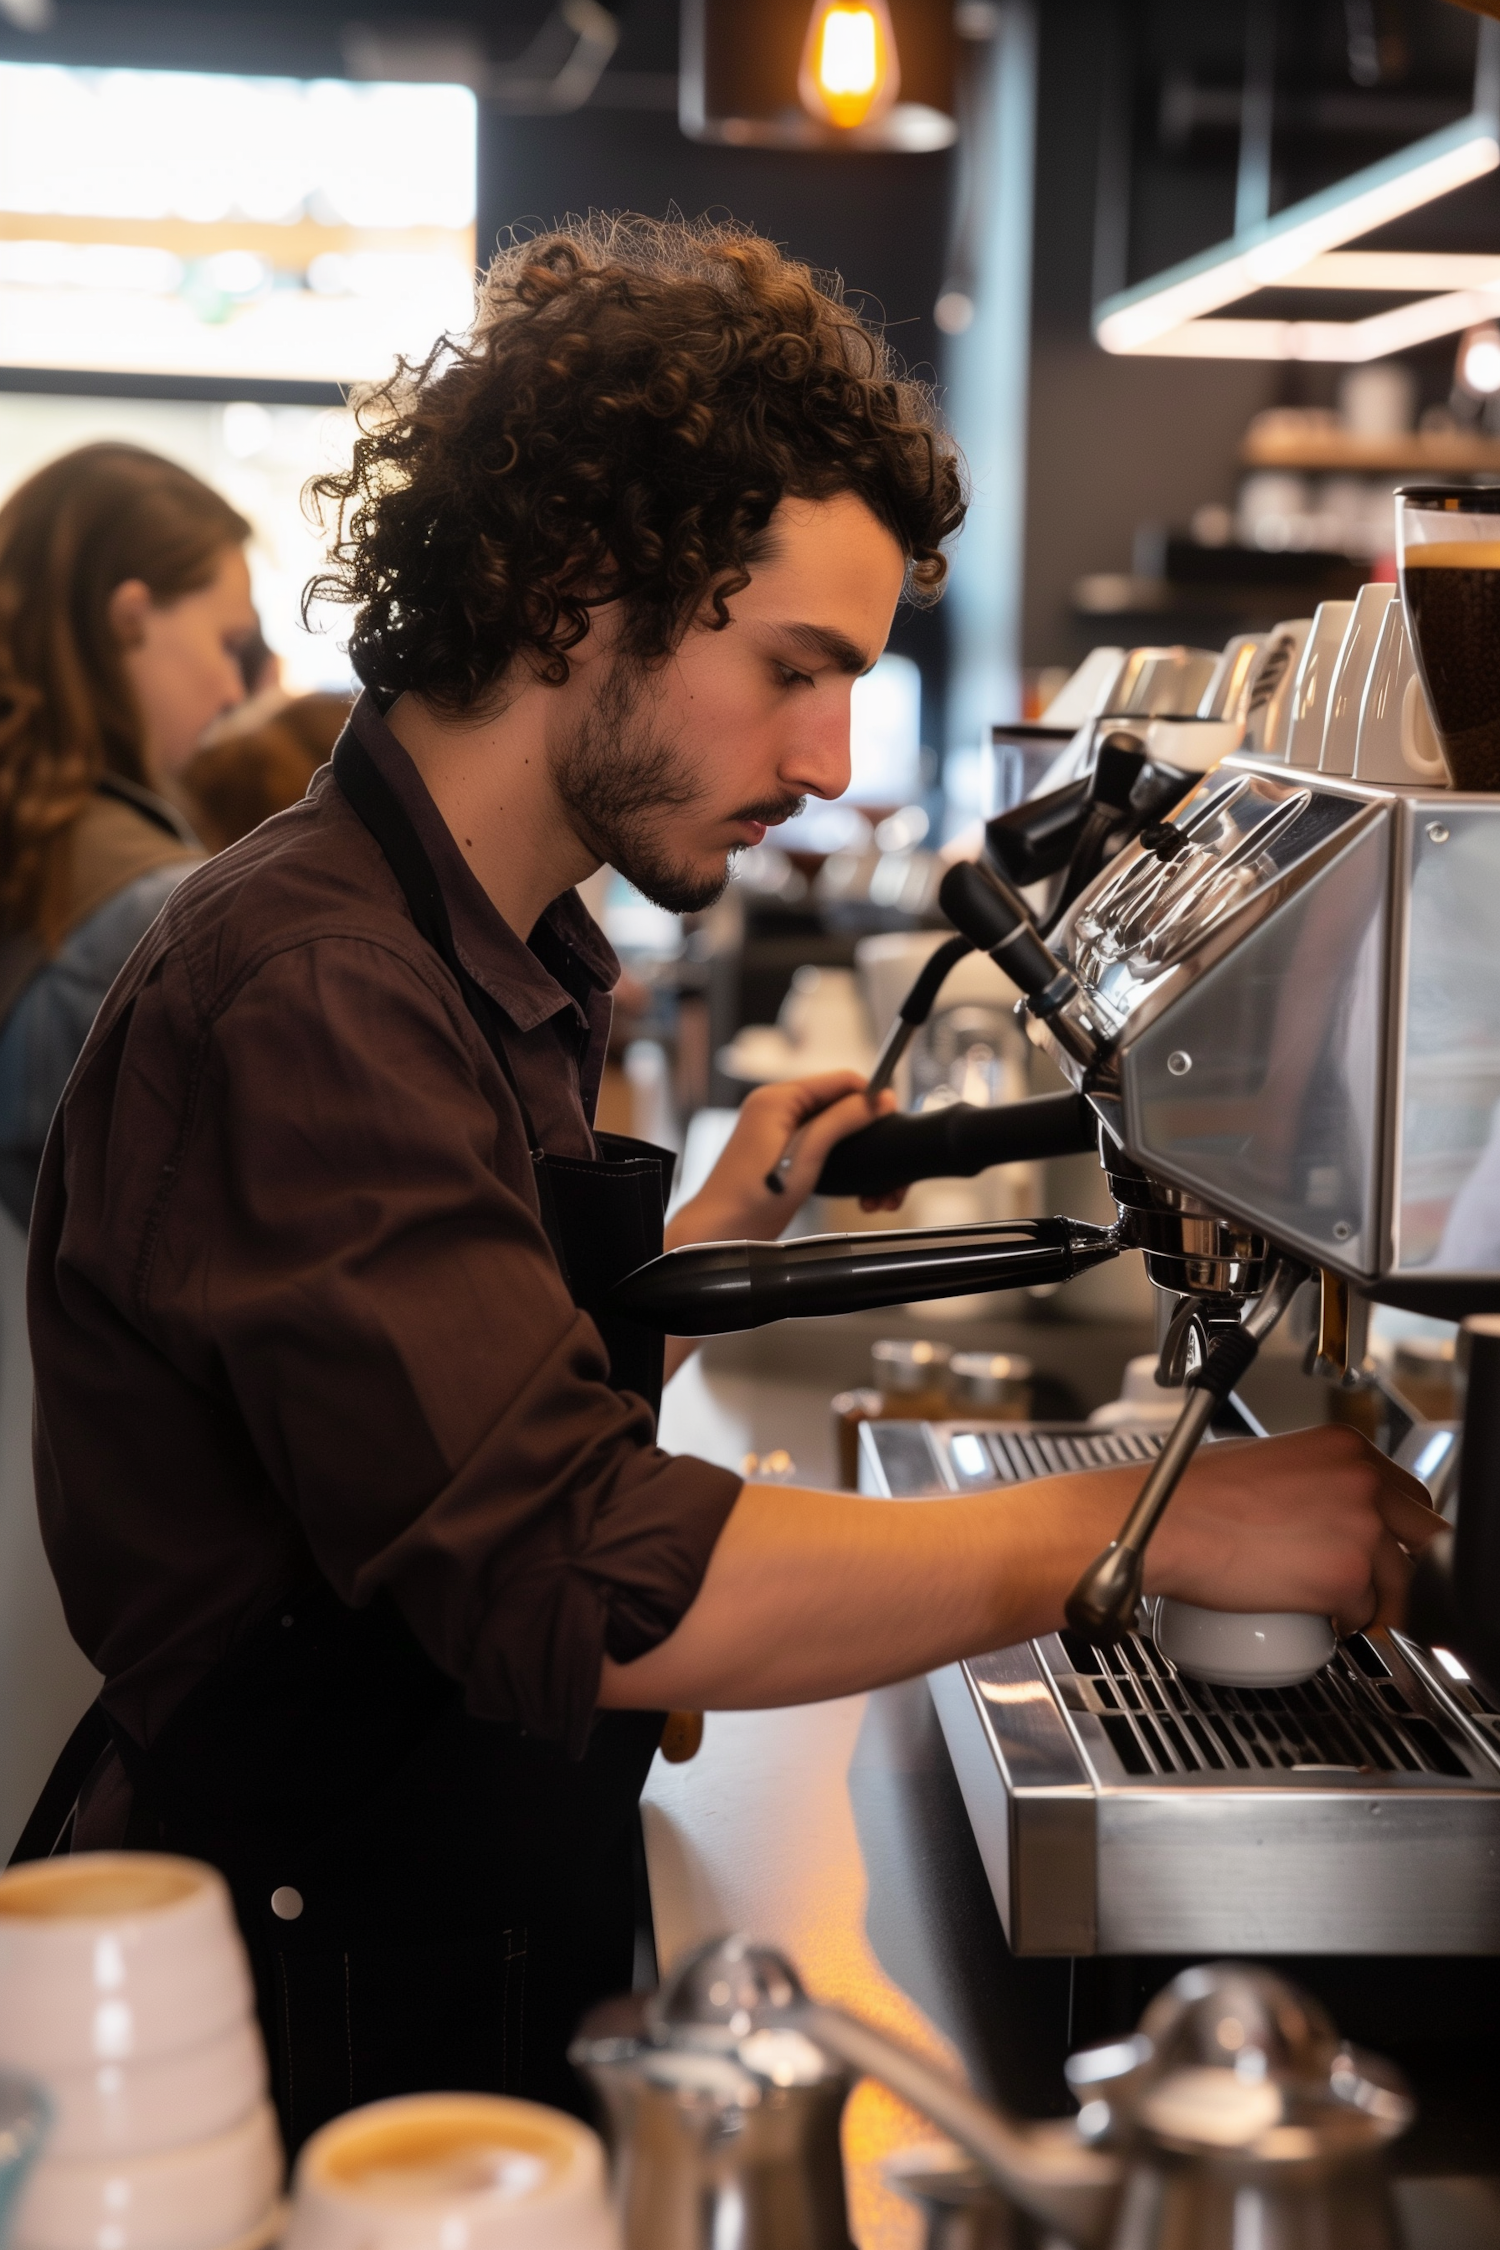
[609,610,1500,2158]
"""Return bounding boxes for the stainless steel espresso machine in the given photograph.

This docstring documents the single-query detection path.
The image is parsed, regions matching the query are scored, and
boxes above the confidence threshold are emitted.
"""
[609,577,1500,2164]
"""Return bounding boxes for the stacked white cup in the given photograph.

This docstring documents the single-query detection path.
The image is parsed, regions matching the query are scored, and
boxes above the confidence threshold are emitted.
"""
[0,1854,283,2250]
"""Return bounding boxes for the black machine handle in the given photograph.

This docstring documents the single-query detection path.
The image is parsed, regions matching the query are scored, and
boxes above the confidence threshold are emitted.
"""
[606,1216,1120,1335]
[815,1090,1096,1199]
[937,861,1098,1069]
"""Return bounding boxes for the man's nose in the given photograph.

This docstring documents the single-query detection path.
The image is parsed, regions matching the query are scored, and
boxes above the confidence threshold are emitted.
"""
[784,701,854,802]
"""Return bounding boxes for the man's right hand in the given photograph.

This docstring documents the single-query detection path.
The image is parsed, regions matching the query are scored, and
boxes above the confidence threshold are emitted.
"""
[1139,1423,1443,1634]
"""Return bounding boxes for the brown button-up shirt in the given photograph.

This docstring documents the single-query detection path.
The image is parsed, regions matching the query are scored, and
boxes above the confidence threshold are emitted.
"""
[28,694,741,1756]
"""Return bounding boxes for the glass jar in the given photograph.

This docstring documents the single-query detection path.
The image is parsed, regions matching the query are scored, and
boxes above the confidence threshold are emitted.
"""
[832,1339,953,1487]
[947,1350,1034,1421]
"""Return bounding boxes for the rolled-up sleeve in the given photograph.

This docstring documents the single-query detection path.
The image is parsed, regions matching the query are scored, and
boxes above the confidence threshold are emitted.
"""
[139,932,741,1754]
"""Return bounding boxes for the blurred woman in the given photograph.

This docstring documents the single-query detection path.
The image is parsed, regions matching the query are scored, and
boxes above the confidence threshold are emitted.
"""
[0,443,253,1853]
[0,445,253,1220]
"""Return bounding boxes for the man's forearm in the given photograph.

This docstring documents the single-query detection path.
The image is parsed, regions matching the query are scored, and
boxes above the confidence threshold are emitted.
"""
[596,1472,1137,1711]
[596,1428,1441,1714]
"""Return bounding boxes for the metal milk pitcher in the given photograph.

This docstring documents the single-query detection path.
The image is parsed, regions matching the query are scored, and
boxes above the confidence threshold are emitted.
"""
[573,1939,1411,2250]
[1058,1962,1413,2250]
[571,1936,857,2250]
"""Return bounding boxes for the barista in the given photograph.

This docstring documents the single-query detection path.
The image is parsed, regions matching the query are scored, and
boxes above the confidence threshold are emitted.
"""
[26,218,1438,2150]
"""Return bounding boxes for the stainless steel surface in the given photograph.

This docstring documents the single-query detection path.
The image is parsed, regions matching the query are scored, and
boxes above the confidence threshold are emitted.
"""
[863,1419,1500,1958]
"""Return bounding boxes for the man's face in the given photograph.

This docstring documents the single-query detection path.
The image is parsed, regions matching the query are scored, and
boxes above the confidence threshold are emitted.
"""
[549,491,908,913]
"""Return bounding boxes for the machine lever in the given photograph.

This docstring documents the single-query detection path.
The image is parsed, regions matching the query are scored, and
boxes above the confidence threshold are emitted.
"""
[1065,1258,1308,1638]
[862,932,975,1102]
[937,862,1098,1069]
[815,1090,1096,1199]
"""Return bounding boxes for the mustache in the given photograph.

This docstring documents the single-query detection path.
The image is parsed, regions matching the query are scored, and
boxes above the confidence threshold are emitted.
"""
[729,794,808,832]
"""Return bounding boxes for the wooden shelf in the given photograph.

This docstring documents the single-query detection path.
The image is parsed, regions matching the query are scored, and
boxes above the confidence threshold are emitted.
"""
[1241,420,1500,475]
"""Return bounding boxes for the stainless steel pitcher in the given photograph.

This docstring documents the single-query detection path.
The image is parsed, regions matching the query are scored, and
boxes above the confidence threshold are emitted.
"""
[571,1938,1411,2250]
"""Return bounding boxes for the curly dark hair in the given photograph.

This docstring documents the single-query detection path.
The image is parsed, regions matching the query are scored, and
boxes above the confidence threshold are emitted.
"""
[306,213,967,710]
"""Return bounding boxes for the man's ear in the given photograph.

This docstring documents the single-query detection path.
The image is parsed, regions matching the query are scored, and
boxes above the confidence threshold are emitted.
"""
[107,579,153,650]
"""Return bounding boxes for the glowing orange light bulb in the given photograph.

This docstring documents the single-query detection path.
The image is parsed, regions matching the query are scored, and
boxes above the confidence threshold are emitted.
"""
[798,0,900,132]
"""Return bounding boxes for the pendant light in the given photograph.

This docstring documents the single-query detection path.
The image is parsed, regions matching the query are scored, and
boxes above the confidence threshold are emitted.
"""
[798,1,900,133]
[679,0,954,153]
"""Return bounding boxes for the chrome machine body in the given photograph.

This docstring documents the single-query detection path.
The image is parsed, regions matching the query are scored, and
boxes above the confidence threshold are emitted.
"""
[1048,755,1500,1316]
[868,753,1500,1959]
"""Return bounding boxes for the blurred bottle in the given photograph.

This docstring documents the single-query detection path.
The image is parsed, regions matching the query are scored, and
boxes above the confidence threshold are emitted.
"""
[948,1350,1033,1421]
[833,1338,952,1487]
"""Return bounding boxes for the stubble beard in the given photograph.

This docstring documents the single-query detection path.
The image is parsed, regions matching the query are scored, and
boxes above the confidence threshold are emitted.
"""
[552,654,805,915]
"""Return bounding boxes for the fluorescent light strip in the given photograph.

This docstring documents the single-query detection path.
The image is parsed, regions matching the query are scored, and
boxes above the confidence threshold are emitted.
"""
[1132,283,1500,361]
[1296,249,1500,290]
[1096,114,1500,354]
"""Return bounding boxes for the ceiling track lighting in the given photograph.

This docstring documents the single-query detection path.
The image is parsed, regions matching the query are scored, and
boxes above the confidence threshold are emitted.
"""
[1095,19,1500,361]
[679,0,955,153]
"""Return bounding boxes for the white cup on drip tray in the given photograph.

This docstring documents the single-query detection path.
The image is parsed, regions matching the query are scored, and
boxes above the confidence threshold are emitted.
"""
[1146,1598,1337,1689]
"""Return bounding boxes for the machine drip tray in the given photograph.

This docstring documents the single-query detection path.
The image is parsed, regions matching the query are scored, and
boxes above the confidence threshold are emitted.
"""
[860,1418,1500,1957]
[1056,1626,1478,1785]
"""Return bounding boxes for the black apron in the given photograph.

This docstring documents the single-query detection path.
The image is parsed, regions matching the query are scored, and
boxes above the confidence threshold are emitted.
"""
[22,733,673,2152]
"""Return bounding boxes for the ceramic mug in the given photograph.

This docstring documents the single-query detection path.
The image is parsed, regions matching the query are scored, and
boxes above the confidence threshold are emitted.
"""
[1148,1597,1336,1688]
[13,2100,282,2250]
[0,1857,254,2075]
[39,2018,266,2162]
[1318,582,1395,777]
[282,2095,620,2250]
[1351,599,1448,787]
[1283,602,1354,770]
[1241,618,1312,759]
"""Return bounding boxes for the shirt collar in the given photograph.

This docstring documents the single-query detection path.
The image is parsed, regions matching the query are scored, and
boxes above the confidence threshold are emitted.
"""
[347,690,619,1033]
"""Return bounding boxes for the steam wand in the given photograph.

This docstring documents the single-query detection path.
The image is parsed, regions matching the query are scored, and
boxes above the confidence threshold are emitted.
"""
[1065,1257,1309,1639]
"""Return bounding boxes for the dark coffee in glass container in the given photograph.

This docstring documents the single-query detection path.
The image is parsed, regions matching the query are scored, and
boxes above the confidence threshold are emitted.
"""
[1402,541,1500,790]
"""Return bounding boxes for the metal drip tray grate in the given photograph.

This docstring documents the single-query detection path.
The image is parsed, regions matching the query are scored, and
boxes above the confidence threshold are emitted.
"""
[868,1416,1500,1953]
[1051,1629,1473,1781]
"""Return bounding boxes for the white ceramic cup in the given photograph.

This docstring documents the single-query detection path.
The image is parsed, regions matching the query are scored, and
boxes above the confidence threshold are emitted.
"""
[13,2098,282,2250]
[40,2017,266,2162]
[1149,1597,1336,1688]
[1283,601,1354,770]
[0,1856,255,2076]
[283,2095,620,2250]
[1318,582,1395,776]
[1351,598,1448,786]
[1241,618,1312,759]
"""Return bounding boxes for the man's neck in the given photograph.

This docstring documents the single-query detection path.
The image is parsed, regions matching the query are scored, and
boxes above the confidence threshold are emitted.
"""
[383,687,597,938]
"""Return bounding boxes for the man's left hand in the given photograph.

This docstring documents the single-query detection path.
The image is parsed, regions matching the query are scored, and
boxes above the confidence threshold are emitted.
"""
[665,1071,903,1254]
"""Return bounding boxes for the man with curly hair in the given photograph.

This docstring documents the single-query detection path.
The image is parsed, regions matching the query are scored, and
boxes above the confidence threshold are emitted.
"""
[27,216,1434,2142]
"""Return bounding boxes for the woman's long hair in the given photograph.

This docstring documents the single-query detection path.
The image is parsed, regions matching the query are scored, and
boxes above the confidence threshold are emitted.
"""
[0,444,249,941]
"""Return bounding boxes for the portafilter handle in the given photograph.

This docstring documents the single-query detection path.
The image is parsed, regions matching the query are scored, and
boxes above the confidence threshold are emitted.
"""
[1066,1258,1308,1639]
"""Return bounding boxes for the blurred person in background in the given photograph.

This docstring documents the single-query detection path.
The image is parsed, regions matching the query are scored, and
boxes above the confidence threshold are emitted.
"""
[180,691,350,852]
[0,442,253,1854]
[0,443,255,1222]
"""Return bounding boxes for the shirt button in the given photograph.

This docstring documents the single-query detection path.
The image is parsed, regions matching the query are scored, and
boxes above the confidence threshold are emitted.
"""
[270,1886,304,1921]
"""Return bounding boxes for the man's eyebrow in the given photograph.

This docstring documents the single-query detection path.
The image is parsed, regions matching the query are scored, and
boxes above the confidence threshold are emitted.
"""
[774,621,876,675]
